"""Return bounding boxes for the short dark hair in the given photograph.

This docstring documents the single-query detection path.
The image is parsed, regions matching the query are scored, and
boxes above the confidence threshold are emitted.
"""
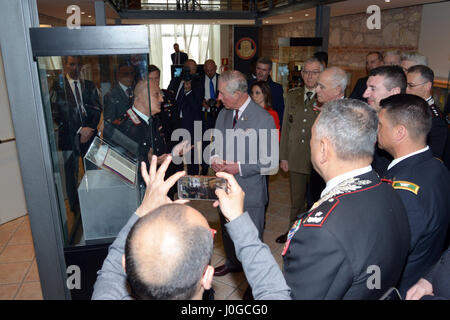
[369,66,407,93]
[148,64,161,76]
[125,204,213,300]
[367,51,384,62]
[407,65,434,84]
[313,51,328,67]
[250,80,273,108]
[380,94,432,141]
[257,57,273,70]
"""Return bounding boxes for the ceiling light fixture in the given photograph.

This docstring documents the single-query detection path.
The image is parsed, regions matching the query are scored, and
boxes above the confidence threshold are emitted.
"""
[88,15,92,18]
[305,13,309,17]
[289,17,293,20]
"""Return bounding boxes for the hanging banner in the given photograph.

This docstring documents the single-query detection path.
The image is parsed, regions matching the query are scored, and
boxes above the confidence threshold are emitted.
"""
[233,26,259,77]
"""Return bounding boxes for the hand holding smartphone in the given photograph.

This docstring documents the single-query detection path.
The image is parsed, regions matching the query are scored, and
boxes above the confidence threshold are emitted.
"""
[178,175,227,201]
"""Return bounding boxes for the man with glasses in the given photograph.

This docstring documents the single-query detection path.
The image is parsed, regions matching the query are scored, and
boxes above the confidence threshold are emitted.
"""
[350,52,384,102]
[406,65,447,159]
[276,57,323,244]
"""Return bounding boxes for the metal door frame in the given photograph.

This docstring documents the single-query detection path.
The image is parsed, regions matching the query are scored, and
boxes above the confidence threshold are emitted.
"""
[0,0,149,299]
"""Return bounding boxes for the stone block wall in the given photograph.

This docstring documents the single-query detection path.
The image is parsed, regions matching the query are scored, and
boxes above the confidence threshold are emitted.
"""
[261,5,423,69]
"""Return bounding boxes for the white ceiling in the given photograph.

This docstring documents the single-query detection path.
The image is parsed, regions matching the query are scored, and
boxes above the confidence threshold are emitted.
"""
[36,0,448,25]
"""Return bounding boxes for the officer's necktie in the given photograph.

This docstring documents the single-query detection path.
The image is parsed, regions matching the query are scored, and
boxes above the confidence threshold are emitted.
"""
[305,91,313,104]
[126,87,133,105]
[209,78,216,100]
[232,110,239,128]
[73,81,86,117]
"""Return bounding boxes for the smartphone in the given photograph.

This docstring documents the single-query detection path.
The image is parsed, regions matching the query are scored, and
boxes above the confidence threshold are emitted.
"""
[177,175,227,201]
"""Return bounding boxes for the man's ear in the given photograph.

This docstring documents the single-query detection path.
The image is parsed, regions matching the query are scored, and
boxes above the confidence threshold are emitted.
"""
[394,124,407,141]
[122,254,126,272]
[320,138,330,164]
[391,87,401,95]
[201,265,214,290]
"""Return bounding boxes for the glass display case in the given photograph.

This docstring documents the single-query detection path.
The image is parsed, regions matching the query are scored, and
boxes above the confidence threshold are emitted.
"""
[35,52,149,247]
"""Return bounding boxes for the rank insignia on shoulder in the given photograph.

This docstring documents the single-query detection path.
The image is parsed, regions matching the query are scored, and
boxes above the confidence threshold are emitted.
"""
[392,180,420,195]
[126,109,142,125]
[282,218,303,256]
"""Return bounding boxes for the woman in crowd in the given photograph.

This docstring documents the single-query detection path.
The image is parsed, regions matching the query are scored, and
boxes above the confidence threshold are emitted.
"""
[250,81,280,138]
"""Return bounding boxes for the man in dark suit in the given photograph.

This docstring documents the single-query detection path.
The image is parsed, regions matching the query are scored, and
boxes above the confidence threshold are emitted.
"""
[103,63,135,122]
[378,94,450,297]
[51,55,102,212]
[363,65,407,175]
[247,57,285,127]
[406,65,448,159]
[283,99,410,299]
[349,51,384,102]
[199,59,221,175]
[171,43,188,66]
[167,59,203,175]
[211,70,278,283]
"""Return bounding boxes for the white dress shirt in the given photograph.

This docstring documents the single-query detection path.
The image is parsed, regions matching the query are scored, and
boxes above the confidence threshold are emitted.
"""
[387,146,429,171]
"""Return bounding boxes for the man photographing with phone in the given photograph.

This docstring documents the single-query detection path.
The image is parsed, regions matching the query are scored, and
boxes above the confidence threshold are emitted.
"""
[92,155,290,300]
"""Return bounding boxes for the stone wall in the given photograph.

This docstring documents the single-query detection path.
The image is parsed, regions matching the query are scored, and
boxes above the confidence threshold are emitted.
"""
[261,5,423,68]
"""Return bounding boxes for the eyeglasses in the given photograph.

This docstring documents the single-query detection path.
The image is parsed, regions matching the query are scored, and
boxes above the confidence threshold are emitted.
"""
[407,81,428,88]
[302,70,321,75]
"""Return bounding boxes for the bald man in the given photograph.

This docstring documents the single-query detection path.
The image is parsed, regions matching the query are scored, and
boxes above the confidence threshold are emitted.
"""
[92,155,291,300]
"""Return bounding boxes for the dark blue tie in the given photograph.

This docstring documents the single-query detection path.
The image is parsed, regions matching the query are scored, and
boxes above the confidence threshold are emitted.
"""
[209,78,216,100]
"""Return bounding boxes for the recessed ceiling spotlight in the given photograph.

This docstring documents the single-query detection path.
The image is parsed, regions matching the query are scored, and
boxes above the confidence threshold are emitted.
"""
[385,0,391,2]
[264,20,269,24]
[289,17,293,20]
[88,15,92,18]
[81,12,85,14]
[305,13,309,17]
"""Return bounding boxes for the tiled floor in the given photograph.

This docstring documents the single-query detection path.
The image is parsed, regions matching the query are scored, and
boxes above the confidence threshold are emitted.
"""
[0,171,291,300]
[0,215,43,300]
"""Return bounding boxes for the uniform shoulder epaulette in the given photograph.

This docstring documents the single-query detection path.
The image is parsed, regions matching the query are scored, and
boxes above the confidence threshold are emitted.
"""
[126,108,142,125]
[392,180,420,195]
[288,87,301,92]
[429,104,444,119]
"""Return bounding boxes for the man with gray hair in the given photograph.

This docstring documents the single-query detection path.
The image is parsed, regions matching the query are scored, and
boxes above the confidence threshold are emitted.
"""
[315,67,348,106]
[308,66,348,207]
[277,56,323,244]
[210,70,278,294]
[281,99,411,299]
[401,52,429,73]
[384,50,402,66]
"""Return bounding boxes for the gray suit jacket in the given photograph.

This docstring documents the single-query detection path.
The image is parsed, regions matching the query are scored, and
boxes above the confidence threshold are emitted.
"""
[212,99,278,208]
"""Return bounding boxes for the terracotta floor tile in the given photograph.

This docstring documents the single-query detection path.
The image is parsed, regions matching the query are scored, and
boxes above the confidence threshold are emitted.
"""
[0,283,20,300]
[213,271,246,288]
[14,281,43,300]
[225,288,244,300]
[211,280,236,300]
[0,244,35,263]
[8,222,33,245]
[0,261,31,284]
[24,259,40,282]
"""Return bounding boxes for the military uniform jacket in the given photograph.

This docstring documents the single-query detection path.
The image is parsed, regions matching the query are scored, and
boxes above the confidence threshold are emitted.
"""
[282,170,411,299]
[385,149,450,294]
[112,108,170,166]
[280,87,319,174]
[428,102,448,159]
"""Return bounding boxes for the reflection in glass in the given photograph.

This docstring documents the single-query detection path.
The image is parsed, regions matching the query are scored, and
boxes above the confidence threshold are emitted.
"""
[37,54,148,246]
